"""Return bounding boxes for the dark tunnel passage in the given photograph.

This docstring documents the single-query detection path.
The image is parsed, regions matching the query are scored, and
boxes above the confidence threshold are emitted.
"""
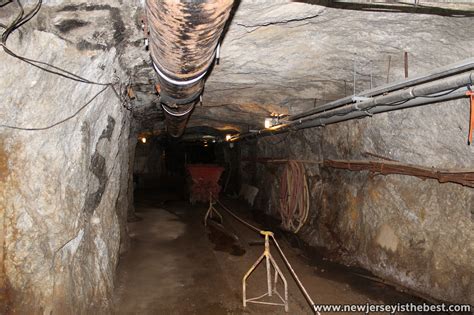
[132,132,240,196]
[0,0,473,314]
[109,131,472,314]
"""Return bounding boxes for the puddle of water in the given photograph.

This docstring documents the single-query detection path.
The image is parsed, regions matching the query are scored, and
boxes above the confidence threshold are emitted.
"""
[207,220,246,257]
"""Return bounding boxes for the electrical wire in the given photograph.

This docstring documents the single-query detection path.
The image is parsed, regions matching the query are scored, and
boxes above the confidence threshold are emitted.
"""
[1,0,110,86]
[416,86,465,98]
[275,86,467,132]
[0,0,132,131]
[236,84,470,142]
[0,85,110,131]
[263,129,292,145]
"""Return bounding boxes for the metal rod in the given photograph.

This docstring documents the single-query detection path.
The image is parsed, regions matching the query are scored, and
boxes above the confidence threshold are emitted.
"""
[386,55,392,83]
[404,51,409,78]
[232,71,473,141]
[353,57,356,95]
[288,57,474,121]
[271,235,318,314]
[296,72,473,126]
[217,199,314,314]
[370,60,373,89]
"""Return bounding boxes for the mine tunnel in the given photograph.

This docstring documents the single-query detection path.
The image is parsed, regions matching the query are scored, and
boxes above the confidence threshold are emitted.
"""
[1,0,474,314]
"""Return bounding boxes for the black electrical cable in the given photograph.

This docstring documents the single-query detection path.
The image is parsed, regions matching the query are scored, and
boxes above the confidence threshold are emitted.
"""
[1,0,115,86]
[300,99,410,121]
[0,0,13,8]
[1,45,112,85]
[0,0,133,131]
[237,84,470,142]
[417,86,464,98]
[299,86,465,123]
[0,85,110,131]
[359,86,466,114]
[264,129,292,145]
[2,0,32,44]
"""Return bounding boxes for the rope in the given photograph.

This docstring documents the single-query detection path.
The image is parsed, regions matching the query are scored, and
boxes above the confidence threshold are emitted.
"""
[279,160,310,233]
[215,198,260,233]
[214,198,320,314]
[271,233,320,315]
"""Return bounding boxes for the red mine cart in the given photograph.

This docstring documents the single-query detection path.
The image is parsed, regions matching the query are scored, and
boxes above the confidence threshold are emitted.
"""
[186,164,225,204]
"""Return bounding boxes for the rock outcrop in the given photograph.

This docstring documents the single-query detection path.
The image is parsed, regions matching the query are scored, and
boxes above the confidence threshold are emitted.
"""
[0,1,140,312]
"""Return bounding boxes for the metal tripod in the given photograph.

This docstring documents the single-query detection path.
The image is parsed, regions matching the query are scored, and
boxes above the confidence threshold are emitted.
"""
[242,231,289,312]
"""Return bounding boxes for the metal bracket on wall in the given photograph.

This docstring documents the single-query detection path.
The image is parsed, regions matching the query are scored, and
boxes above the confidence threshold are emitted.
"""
[352,96,371,103]
[141,15,149,50]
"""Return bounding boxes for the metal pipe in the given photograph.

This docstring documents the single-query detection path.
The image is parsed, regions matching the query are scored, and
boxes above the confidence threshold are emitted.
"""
[295,71,474,126]
[298,87,469,129]
[232,71,473,141]
[289,57,474,121]
[147,0,234,137]
[233,88,467,141]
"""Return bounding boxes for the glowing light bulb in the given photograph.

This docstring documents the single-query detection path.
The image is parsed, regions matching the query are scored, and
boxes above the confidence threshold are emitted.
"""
[225,134,232,141]
[141,137,147,144]
[264,118,272,129]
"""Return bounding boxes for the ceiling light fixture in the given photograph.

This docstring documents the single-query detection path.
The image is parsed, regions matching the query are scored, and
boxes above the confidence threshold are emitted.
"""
[264,117,279,129]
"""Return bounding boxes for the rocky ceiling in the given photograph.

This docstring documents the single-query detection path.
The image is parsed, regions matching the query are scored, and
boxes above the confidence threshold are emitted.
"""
[9,0,474,136]
[129,0,474,136]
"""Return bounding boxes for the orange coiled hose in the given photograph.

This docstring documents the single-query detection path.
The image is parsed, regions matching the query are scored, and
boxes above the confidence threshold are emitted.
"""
[279,160,310,233]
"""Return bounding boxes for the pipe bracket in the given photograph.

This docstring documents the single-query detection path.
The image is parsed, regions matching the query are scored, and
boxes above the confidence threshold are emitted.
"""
[153,60,208,86]
[161,103,195,117]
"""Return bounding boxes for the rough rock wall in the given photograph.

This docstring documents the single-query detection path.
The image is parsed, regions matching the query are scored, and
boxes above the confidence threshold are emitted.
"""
[235,0,474,305]
[127,132,138,221]
[0,2,137,312]
[241,96,474,304]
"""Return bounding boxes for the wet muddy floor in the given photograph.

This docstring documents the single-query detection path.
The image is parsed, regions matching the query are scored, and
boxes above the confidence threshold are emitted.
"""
[113,189,459,314]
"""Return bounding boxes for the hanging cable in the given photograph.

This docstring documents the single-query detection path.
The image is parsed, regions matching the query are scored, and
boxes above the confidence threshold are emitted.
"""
[279,160,310,233]
[0,0,132,131]
[0,85,110,131]
[1,0,113,85]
